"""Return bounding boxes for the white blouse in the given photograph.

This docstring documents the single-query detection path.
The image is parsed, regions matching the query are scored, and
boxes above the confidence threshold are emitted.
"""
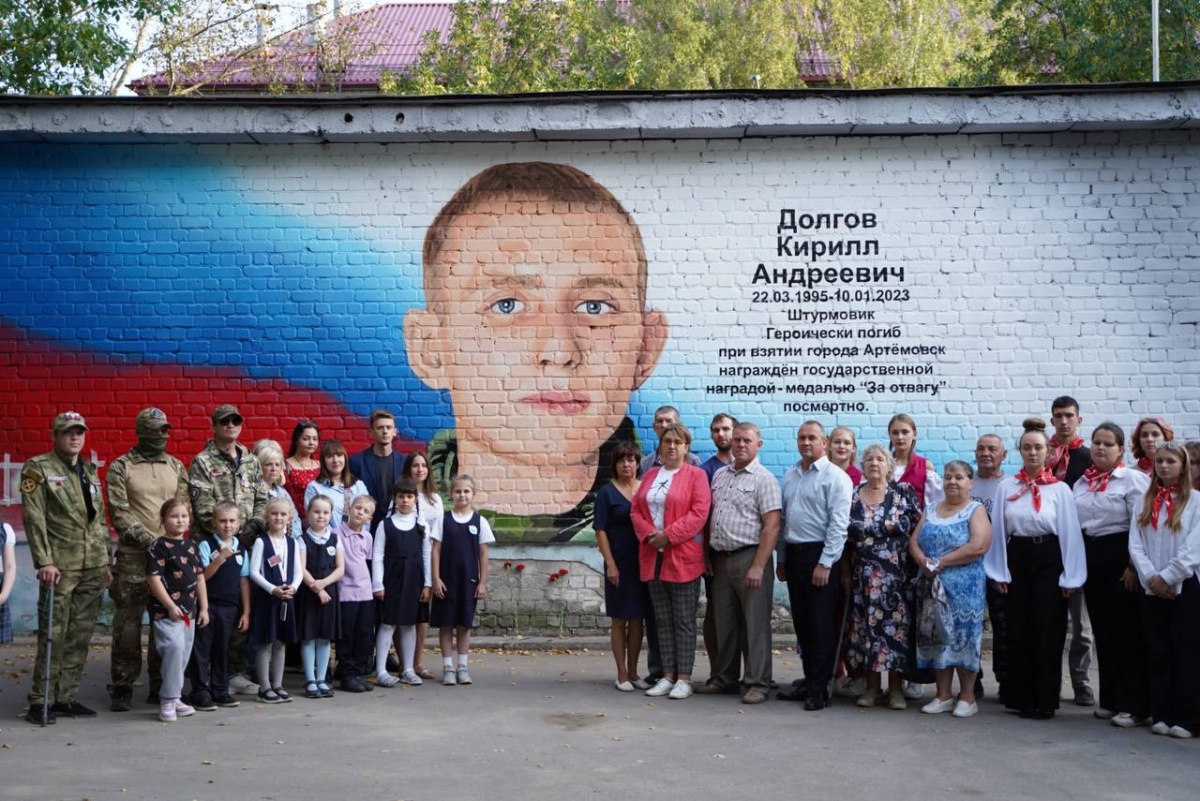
[892,462,944,505]
[646,467,678,532]
[1128,498,1200,595]
[984,477,1086,589]
[1073,467,1149,538]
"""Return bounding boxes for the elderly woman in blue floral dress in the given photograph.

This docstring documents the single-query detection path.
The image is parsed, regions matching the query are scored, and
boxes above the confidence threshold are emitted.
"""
[909,460,993,718]
[844,444,922,710]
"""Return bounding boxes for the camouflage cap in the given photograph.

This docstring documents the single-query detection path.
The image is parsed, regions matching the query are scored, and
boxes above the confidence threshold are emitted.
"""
[135,407,171,435]
[211,404,243,423]
[52,411,89,433]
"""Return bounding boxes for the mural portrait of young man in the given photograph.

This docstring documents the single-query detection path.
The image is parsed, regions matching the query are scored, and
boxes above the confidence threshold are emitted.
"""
[405,163,667,542]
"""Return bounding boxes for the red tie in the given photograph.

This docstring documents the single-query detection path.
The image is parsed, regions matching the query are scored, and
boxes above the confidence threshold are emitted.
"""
[1007,468,1058,513]
[1083,462,1124,493]
[1049,437,1083,482]
[1151,484,1179,530]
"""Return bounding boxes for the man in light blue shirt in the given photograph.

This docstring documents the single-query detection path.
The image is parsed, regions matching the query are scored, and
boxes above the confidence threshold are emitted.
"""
[776,421,852,710]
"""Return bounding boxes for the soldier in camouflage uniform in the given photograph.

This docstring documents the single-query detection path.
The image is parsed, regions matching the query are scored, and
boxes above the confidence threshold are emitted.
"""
[189,404,267,686]
[188,405,267,545]
[21,412,111,724]
[106,408,189,711]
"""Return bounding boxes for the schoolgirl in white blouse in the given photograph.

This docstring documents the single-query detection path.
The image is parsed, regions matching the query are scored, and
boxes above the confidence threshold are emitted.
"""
[1128,441,1200,739]
[1074,422,1150,728]
[984,418,1085,720]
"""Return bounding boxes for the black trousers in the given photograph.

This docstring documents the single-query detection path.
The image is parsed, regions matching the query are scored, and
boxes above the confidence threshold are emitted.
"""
[1141,577,1200,730]
[337,600,376,679]
[1005,537,1068,714]
[785,543,840,700]
[1084,534,1148,717]
[188,602,238,698]
[986,580,1008,690]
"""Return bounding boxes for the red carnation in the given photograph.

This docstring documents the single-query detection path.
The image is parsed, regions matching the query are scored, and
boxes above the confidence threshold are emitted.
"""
[558,568,569,576]
[503,561,513,569]
[516,563,525,571]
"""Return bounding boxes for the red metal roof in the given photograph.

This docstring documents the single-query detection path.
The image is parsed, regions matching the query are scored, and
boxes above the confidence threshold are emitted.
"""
[130,1,837,94]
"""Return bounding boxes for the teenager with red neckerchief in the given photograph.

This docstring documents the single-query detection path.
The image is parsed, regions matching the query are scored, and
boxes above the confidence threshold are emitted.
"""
[1047,396,1095,708]
[1131,416,1175,476]
[1128,442,1200,739]
[983,418,1085,720]
[1074,422,1150,728]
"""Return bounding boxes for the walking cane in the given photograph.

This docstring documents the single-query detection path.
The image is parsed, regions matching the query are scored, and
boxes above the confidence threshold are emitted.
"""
[41,581,55,728]
[828,587,852,699]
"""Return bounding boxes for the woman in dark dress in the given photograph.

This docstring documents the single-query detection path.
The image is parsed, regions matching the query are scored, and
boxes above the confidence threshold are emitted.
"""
[844,444,922,710]
[595,441,649,692]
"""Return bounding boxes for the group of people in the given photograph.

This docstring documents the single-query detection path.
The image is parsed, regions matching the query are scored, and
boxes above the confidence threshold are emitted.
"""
[593,401,1200,740]
[15,407,493,725]
[10,399,1198,740]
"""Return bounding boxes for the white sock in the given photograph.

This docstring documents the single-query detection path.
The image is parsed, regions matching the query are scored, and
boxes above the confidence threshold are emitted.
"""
[457,654,468,669]
[399,626,416,673]
[375,625,396,677]
[443,656,454,669]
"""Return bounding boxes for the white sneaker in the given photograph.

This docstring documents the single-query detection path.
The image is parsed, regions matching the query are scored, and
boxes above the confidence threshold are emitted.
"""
[229,674,260,695]
[921,697,956,714]
[442,669,458,686]
[158,700,177,722]
[952,700,978,718]
[904,682,926,700]
[1111,712,1139,728]
[173,699,196,718]
[668,680,693,700]
[400,670,423,686]
[1094,707,1115,720]
[456,668,473,685]
[1151,721,1171,736]
[645,678,675,697]
[1169,725,1194,739]
[615,680,635,692]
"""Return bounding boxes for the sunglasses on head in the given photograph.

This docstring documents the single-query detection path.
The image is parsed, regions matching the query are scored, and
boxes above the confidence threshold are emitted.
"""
[219,416,244,426]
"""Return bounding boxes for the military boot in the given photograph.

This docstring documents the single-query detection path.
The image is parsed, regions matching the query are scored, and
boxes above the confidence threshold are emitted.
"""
[109,686,133,712]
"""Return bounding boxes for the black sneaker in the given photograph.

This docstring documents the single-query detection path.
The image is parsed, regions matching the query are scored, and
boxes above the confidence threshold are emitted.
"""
[190,692,218,712]
[51,701,98,718]
[109,689,133,712]
[26,704,56,725]
[213,694,241,708]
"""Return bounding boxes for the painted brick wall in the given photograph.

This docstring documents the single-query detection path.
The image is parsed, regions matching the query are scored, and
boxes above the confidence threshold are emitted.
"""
[1,129,1198,630]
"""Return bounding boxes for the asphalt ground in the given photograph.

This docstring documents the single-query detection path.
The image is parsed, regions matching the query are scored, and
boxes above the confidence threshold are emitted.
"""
[0,637,1197,801]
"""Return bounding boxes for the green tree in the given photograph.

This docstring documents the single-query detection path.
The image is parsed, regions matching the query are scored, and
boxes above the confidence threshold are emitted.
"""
[800,0,992,89]
[385,0,804,95]
[0,0,172,93]
[628,0,802,89]
[966,0,1200,84]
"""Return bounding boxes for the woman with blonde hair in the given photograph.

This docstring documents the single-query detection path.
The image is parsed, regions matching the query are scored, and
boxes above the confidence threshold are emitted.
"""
[1128,442,1200,738]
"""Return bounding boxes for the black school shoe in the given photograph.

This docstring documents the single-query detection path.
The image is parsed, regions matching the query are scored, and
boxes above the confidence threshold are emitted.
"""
[213,694,241,708]
[26,705,56,725]
[51,701,98,717]
[339,677,368,693]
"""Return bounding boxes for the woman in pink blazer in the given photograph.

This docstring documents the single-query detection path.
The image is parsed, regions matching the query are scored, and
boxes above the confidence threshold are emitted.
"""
[632,422,712,700]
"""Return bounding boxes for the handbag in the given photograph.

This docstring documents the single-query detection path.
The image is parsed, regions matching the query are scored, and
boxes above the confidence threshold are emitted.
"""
[916,574,953,649]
